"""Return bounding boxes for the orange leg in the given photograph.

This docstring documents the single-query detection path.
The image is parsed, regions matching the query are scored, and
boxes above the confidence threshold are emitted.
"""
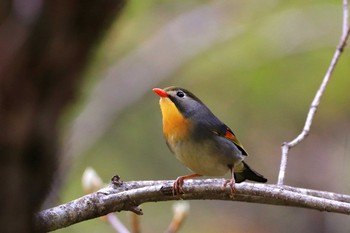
[174,174,202,195]
[223,165,235,197]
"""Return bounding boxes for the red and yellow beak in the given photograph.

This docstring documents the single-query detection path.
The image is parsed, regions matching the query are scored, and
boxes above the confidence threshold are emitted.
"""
[153,88,168,98]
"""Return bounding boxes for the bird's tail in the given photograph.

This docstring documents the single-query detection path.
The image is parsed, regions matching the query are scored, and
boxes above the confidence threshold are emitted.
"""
[234,161,267,183]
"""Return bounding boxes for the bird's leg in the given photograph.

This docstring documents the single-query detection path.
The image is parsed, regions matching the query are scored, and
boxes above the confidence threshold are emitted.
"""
[173,173,202,195]
[223,165,235,197]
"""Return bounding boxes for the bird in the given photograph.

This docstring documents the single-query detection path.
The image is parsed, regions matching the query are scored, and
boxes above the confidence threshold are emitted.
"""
[153,86,267,196]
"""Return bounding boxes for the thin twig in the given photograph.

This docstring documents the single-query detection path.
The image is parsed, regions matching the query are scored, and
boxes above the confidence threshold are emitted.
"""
[130,213,141,233]
[165,202,190,233]
[82,168,131,233]
[277,1,350,185]
[343,0,349,37]
[106,214,130,233]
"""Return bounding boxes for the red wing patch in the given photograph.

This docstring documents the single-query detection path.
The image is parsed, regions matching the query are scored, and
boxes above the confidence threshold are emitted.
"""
[225,130,236,140]
[224,128,248,156]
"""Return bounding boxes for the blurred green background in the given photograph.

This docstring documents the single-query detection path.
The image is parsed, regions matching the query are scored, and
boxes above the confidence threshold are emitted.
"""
[56,0,350,232]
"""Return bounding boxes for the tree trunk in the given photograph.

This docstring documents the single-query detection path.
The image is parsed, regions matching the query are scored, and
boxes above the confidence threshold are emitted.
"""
[0,1,126,232]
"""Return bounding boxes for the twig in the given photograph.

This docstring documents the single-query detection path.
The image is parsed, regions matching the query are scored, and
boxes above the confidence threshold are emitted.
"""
[281,185,350,203]
[130,212,141,233]
[343,0,349,37]
[277,1,350,185]
[107,214,130,233]
[35,179,350,232]
[82,168,131,233]
[165,202,190,233]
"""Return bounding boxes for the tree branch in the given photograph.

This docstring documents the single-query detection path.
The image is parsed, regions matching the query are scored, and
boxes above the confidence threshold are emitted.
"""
[36,179,350,232]
[277,0,350,185]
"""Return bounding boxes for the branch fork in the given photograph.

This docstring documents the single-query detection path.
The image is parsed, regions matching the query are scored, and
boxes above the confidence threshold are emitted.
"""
[277,0,350,185]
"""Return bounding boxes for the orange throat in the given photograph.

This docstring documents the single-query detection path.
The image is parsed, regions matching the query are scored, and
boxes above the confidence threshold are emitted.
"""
[159,97,189,140]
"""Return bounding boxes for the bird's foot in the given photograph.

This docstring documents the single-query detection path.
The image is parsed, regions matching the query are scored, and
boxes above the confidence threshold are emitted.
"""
[173,174,202,196]
[173,176,186,195]
[223,178,236,198]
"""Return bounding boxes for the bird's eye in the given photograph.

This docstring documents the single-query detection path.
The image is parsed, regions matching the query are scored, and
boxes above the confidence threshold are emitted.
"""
[176,91,185,98]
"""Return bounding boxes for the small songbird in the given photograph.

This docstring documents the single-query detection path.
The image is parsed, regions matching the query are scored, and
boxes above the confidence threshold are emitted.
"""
[153,86,267,195]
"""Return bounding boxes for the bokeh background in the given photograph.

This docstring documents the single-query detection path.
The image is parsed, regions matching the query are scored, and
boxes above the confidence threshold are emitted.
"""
[56,0,350,232]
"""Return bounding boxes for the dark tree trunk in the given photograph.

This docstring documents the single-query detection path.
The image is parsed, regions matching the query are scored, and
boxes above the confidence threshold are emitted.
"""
[0,1,126,232]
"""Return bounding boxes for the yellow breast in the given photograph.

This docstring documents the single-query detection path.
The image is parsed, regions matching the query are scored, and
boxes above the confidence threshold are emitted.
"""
[159,98,190,140]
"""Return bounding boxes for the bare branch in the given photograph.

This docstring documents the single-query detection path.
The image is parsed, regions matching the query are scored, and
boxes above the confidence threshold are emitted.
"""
[36,179,350,232]
[343,0,349,36]
[277,2,350,185]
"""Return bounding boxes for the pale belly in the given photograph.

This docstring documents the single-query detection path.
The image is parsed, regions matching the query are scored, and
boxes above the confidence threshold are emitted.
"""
[167,135,244,176]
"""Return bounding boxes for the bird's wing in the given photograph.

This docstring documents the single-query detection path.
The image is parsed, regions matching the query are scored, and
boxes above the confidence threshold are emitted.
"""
[204,118,248,156]
[222,127,248,156]
[196,106,248,156]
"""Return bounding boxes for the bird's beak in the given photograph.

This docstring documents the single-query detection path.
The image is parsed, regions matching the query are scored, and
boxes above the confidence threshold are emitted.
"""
[153,88,168,97]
